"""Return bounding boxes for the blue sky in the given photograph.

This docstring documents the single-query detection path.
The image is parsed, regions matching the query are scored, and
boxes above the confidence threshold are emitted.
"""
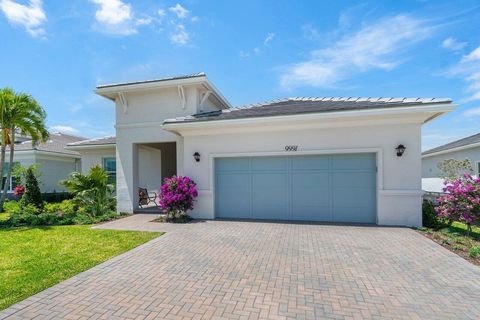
[1,0,480,150]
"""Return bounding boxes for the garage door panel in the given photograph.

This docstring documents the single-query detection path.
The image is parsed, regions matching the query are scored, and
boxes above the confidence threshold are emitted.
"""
[292,173,330,205]
[333,172,376,188]
[251,157,287,171]
[216,158,250,172]
[291,156,329,170]
[252,173,289,219]
[333,189,375,207]
[216,173,250,218]
[332,154,376,170]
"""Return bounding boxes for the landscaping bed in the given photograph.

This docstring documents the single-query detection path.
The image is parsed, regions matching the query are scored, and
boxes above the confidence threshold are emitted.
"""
[417,222,480,266]
[0,225,161,311]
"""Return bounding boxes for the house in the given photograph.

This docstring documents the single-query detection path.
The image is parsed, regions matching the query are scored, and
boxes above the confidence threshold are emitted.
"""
[5,132,84,193]
[94,73,456,226]
[65,136,116,183]
[422,133,480,193]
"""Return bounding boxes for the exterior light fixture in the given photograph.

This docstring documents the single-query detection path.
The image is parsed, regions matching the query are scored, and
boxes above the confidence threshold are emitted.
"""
[193,152,201,162]
[395,144,406,157]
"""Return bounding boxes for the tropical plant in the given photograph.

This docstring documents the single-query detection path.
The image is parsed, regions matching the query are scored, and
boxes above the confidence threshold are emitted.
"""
[159,176,198,220]
[19,167,44,210]
[0,88,48,211]
[60,165,115,217]
[435,174,480,236]
[437,159,473,180]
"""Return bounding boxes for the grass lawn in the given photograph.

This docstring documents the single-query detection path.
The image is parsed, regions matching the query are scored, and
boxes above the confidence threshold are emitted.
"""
[418,222,480,266]
[0,225,161,311]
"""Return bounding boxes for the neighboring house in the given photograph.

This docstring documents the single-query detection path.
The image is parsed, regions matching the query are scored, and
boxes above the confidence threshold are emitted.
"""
[65,136,117,183]
[422,133,480,193]
[5,132,84,193]
[93,72,455,226]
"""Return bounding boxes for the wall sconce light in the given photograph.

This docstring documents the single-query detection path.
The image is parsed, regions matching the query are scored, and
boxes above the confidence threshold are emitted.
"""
[395,144,406,157]
[193,152,201,162]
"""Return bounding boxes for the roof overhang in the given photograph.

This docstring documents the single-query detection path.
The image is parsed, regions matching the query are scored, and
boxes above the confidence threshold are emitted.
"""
[422,141,480,158]
[163,103,457,135]
[65,143,116,150]
[95,75,232,109]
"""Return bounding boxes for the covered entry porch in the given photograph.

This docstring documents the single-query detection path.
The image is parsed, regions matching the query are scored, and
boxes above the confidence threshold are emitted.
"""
[133,141,177,213]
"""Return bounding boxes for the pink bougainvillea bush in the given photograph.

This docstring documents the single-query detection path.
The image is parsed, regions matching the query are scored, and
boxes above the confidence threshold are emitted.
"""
[436,174,480,235]
[159,176,198,219]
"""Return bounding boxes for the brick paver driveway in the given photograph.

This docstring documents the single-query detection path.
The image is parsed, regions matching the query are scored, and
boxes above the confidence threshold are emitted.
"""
[2,215,480,319]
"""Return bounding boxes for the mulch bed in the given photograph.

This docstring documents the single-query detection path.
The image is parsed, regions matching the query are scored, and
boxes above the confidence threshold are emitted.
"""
[417,229,480,266]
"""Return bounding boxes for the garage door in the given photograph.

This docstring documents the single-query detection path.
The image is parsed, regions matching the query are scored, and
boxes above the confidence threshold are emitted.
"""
[215,153,376,223]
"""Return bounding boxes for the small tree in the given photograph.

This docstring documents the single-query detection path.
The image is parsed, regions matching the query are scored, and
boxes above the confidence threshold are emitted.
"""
[159,176,198,219]
[60,165,115,217]
[437,159,473,180]
[435,174,480,236]
[19,167,43,210]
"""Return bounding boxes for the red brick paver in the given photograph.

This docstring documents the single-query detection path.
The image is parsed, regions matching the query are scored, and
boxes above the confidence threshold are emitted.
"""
[2,215,480,319]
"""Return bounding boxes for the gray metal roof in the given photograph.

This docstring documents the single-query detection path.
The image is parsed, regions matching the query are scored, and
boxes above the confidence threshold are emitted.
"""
[422,133,480,156]
[12,132,87,156]
[66,136,116,147]
[164,97,452,124]
[96,73,206,89]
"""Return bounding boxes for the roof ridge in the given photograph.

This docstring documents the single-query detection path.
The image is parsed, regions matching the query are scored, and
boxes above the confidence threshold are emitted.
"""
[97,72,206,89]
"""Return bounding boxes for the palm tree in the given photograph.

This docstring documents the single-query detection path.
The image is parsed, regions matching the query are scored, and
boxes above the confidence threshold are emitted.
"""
[0,88,49,211]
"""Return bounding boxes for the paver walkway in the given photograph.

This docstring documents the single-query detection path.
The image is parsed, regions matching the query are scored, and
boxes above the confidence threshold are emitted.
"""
[2,214,480,319]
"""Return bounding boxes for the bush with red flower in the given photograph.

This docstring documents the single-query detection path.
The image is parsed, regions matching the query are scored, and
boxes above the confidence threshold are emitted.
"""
[13,185,25,198]
[436,173,480,236]
[158,176,198,221]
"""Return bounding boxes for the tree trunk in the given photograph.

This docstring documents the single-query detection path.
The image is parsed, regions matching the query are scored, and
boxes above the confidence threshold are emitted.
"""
[0,130,14,210]
[0,142,6,212]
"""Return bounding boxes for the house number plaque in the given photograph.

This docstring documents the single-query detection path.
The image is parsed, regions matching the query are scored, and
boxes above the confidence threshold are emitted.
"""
[285,145,298,151]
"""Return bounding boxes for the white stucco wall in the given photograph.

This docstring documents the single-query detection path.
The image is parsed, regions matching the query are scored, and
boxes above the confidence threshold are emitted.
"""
[12,152,79,193]
[138,145,162,192]
[180,122,423,227]
[77,147,116,174]
[35,155,78,192]
[422,147,480,178]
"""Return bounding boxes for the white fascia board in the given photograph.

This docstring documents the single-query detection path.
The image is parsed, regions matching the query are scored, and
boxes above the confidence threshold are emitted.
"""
[163,103,457,132]
[11,149,81,159]
[65,144,116,150]
[422,142,480,158]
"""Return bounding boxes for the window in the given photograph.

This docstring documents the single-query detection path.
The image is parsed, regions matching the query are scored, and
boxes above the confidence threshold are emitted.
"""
[477,161,480,177]
[2,162,19,192]
[103,157,116,184]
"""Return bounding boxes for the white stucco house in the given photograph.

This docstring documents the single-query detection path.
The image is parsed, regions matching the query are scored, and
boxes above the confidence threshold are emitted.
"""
[422,133,480,193]
[5,132,84,194]
[92,73,455,227]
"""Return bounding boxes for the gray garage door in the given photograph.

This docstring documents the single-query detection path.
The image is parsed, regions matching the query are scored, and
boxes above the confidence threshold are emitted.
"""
[215,153,376,223]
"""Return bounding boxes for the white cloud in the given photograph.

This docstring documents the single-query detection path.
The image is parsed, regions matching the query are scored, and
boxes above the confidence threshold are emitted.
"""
[281,15,433,88]
[239,50,250,59]
[0,0,46,37]
[169,3,188,19]
[170,24,189,45]
[90,0,136,35]
[264,32,275,45]
[442,37,467,52]
[448,46,480,101]
[157,8,165,18]
[51,125,79,134]
[135,17,152,26]
[463,107,480,117]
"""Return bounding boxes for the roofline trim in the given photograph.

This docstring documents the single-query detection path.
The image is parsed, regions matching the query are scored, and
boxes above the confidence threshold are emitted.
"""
[65,143,116,150]
[163,103,457,130]
[94,75,232,109]
[422,141,480,158]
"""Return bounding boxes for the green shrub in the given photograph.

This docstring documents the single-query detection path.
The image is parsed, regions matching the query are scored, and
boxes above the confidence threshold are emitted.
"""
[3,200,21,215]
[469,246,480,258]
[19,167,43,210]
[422,200,445,229]
[60,166,115,217]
